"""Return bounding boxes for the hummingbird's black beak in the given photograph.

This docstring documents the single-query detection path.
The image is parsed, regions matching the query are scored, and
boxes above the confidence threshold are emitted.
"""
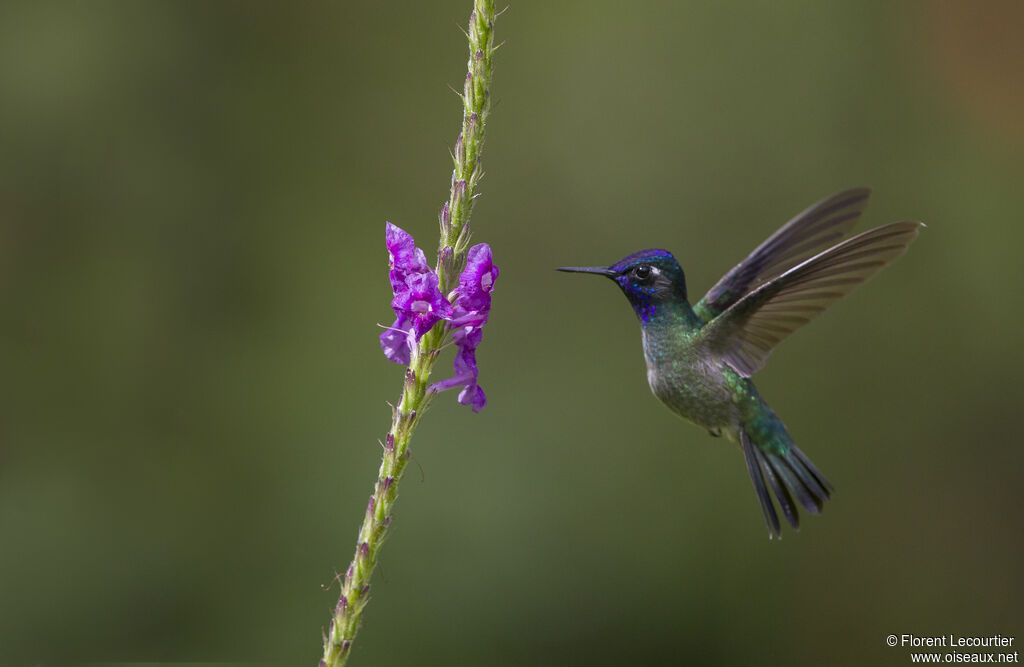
[555,265,616,277]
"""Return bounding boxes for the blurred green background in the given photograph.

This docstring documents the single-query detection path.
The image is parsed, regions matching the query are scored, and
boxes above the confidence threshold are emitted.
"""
[2,1,1022,665]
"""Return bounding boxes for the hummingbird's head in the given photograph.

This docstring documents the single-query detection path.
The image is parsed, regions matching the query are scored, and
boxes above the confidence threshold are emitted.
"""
[557,249,688,324]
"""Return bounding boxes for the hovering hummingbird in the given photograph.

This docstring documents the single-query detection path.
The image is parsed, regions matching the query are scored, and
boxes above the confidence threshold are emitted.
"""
[558,189,922,537]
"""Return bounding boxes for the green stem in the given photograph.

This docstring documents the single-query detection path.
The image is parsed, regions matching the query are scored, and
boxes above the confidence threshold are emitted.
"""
[320,2,496,665]
[438,0,496,291]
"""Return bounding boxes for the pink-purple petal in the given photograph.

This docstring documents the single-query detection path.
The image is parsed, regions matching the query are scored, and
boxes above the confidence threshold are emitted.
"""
[456,243,498,312]
[457,383,486,412]
[386,222,431,292]
[380,314,413,364]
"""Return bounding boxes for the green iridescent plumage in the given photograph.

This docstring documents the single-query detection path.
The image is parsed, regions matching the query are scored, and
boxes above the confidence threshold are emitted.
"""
[559,188,922,538]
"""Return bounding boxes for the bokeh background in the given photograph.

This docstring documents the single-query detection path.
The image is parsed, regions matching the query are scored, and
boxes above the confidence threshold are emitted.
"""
[2,1,1022,665]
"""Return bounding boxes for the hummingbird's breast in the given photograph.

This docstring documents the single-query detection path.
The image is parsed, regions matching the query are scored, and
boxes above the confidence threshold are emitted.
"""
[641,326,738,431]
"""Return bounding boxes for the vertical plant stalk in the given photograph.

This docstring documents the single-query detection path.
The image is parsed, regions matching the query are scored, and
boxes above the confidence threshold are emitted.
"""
[438,0,496,292]
[320,2,496,666]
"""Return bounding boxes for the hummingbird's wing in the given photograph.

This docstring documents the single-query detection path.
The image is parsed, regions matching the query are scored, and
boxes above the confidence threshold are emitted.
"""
[698,221,923,377]
[694,188,872,322]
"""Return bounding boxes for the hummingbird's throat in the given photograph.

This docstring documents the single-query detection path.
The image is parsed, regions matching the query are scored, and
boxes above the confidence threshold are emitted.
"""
[628,294,701,330]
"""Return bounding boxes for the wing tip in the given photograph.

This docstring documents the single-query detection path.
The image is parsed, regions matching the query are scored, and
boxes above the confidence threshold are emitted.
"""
[837,185,872,201]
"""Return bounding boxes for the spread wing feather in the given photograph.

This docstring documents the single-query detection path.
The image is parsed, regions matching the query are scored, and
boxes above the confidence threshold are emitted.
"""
[699,221,923,377]
[694,188,872,322]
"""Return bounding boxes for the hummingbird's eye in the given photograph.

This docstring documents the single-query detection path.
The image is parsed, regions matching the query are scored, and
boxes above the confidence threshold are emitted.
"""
[633,265,652,281]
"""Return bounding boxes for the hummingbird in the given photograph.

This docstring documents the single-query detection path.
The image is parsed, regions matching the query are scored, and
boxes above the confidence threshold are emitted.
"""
[558,188,922,537]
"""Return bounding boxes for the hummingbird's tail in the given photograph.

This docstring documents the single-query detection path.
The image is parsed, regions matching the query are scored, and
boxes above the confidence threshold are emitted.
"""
[739,429,833,538]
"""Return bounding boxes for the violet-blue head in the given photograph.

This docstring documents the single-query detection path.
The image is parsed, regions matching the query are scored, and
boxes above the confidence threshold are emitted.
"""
[557,248,690,326]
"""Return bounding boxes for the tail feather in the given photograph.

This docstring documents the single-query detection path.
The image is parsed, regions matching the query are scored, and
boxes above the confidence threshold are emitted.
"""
[758,449,800,529]
[740,430,832,538]
[740,430,780,537]
[772,456,819,515]
[790,443,834,496]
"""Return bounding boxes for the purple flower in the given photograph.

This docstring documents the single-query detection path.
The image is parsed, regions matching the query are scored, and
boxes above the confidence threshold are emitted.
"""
[380,313,413,364]
[455,243,499,318]
[392,271,453,339]
[430,243,498,412]
[431,326,486,411]
[380,223,452,363]
[386,223,429,292]
[378,223,498,412]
